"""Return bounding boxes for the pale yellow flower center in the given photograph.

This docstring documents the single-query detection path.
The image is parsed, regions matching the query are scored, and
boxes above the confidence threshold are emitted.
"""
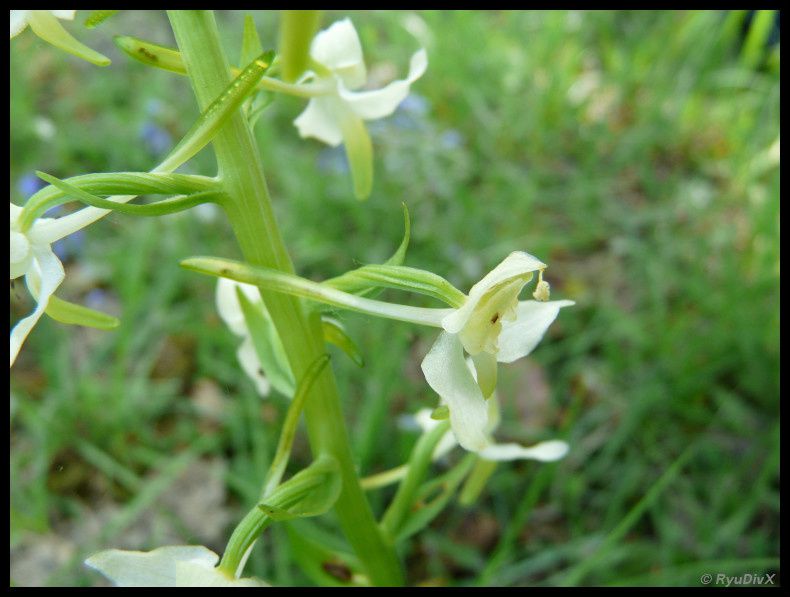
[459,277,525,356]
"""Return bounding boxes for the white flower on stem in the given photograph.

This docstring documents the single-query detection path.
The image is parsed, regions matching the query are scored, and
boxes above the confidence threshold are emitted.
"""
[10,11,110,66]
[11,198,128,366]
[293,18,427,198]
[216,277,271,397]
[85,545,268,587]
[10,202,65,367]
[187,250,573,454]
[420,252,574,452]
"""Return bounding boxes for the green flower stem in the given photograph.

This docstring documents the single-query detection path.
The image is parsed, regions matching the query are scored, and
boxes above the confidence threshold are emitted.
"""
[167,11,403,586]
[380,421,449,539]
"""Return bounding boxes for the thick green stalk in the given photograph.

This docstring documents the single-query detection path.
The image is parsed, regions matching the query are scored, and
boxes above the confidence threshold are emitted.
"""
[167,11,403,586]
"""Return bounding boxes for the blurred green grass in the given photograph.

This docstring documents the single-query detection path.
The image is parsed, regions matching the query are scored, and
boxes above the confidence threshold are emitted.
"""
[10,10,779,587]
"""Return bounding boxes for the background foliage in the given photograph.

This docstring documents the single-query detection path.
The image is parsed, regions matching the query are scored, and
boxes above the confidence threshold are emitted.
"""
[10,10,779,586]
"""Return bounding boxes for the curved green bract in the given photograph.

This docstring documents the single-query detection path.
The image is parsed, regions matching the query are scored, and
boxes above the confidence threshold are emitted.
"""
[326,264,466,308]
[261,355,331,498]
[157,49,275,173]
[20,172,218,228]
[321,317,364,367]
[36,172,225,216]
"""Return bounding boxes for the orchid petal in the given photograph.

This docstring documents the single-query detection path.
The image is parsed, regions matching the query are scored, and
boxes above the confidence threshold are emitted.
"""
[10,230,31,280]
[338,49,428,120]
[421,331,489,452]
[10,11,31,38]
[237,336,272,397]
[85,545,267,586]
[442,251,546,335]
[496,299,575,364]
[85,545,218,587]
[10,246,64,367]
[294,96,345,146]
[310,18,366,89]
[479,439,569,462]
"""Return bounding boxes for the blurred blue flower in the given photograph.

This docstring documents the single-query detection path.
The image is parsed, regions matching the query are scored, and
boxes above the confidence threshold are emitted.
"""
[440,129,464,150]
[52,229,85,261]
[399,93,430,116]
[17,173,46,198]
[386,93,431,132]
[85,288,109,312]
[139,122,173,157]
[317,146,350,174]
[145,98,164,117]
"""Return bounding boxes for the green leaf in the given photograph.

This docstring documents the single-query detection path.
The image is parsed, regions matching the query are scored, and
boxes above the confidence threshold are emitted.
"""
[84,10,120,29]
[114,35,187,73]
[278,10,322,82]
[321,317,364,367]
[236,286,296,398]
[45,294,120,330]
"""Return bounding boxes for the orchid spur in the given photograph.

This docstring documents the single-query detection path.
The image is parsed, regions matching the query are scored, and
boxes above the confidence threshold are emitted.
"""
[10,10,110,66]
[182,251,574,455]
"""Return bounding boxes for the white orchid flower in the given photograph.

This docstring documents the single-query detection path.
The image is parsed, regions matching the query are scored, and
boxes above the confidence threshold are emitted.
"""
[11,202,65,366]
[10,11,110,66]
[10,198,130,366]
[419,252,574,452]
[216,277,272,397]
[85,545,268,587]
[192,251,573,452]
[186,250,573,453]
[293,18,427,198]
